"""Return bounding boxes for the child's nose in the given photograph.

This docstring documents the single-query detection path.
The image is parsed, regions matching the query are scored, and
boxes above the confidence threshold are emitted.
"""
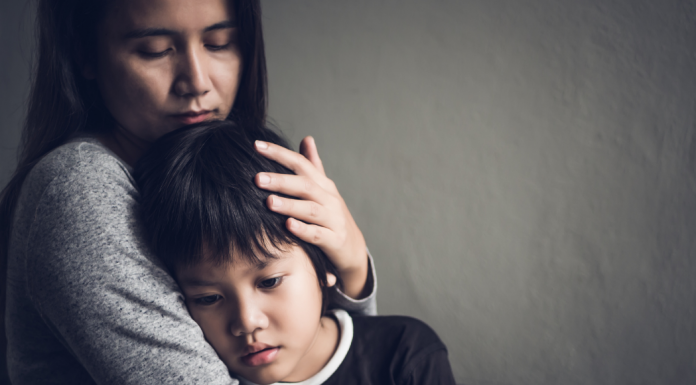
[229,299,269,337]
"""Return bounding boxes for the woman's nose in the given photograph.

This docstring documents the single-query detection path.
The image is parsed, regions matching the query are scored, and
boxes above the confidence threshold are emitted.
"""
[229,299,269,337]
[173,45,211,98]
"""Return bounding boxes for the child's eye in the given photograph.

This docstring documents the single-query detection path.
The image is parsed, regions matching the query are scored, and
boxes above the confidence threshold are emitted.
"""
[194,294,222,306]
[258,277,282,289]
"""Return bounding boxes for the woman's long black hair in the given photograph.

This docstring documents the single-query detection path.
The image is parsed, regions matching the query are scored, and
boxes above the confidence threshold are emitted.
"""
[0,0,270,376]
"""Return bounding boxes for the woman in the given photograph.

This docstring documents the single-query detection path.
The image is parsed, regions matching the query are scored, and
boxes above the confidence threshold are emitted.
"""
[0,0,376,383]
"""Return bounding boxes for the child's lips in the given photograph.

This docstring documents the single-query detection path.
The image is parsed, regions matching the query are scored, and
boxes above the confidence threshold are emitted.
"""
[241,346,280,367]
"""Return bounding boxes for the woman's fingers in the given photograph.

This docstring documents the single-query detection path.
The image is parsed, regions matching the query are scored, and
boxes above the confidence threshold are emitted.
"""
[299,136,326,176]
[256,140,338,194]
[267,194,339,230]
[256,172,329,203]
[255,140,323,180]
[286,218,331,246]
[254,138,369,299]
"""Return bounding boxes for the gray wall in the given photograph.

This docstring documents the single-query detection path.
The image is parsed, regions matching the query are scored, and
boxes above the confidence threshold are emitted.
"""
[0,1,33,187]
[262,1,696,384]
[2,1,696,384]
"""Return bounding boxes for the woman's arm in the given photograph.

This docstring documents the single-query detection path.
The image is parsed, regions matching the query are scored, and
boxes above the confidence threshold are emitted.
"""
[253,137,376,305]
[13,143,236,384]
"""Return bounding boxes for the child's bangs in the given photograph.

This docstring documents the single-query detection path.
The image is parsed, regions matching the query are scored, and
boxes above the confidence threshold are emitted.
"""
[196,224,301,269]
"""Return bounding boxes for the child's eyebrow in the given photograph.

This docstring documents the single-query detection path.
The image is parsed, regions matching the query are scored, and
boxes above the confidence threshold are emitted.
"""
[178,257,284,286]
[254,260,270,270]
[252,254,288,271]
[180,279,219,287]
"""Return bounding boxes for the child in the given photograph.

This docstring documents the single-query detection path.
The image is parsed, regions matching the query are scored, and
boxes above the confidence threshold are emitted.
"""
[134,120,456,385]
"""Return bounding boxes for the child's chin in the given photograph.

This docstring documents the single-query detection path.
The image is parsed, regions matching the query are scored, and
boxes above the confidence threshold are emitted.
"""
[234,367,288,385]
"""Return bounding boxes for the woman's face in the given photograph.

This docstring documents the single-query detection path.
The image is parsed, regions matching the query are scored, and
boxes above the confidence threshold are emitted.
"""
[90,0,241,142]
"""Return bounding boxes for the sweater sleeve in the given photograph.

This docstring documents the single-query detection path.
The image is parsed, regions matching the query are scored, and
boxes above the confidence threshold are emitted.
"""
[328,248,378,316]
[24,146,237,385]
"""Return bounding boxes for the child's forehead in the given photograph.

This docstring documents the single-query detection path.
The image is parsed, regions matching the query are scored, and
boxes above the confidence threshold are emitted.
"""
[228,242,300,268]
[185,243,308,272]
[199,253,279,272]
[175,256,274,285]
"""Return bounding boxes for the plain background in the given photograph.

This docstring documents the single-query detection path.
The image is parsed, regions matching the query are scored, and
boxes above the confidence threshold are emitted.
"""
[2,1,696,384]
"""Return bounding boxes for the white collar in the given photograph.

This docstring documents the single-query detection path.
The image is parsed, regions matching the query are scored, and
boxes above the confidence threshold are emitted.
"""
[238,309,353,385]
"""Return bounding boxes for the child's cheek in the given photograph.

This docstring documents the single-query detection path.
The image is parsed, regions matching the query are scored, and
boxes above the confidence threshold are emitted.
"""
[189,307,229,348]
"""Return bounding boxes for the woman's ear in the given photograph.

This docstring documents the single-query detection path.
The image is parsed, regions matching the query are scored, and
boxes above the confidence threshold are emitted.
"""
[326,272,337,288]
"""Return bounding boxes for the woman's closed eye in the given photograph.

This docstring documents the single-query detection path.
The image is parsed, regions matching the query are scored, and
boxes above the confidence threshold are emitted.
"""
[258,277,282,289]
[206,43,231,51]
[194,294,222,306]
[205,29,238,52]
[138,48,172,59]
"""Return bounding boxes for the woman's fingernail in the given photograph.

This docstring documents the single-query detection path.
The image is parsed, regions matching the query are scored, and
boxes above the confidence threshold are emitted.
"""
[258,174,270,185]
[255,140,268,150]
[270,195,282,208]
[289,218,299,230]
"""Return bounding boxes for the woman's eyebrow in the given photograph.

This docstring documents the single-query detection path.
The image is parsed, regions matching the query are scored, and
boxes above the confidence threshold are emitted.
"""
[203,20,237,33]
[123,28,176,40]
[123,21,236,40]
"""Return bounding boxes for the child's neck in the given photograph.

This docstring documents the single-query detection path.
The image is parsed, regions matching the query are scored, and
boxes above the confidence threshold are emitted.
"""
[282,315,340,382]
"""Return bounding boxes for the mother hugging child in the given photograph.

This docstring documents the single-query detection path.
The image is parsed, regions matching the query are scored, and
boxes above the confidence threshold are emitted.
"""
[134,120,457,385]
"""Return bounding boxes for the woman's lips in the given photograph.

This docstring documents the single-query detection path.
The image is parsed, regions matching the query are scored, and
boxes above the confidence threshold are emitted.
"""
[241,347,280,367]
[171,110,212,125]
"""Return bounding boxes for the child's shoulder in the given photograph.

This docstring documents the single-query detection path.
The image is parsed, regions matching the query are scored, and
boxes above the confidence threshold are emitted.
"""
[334,314,454,385]
[350,314,446,359]
[352,314,442,342]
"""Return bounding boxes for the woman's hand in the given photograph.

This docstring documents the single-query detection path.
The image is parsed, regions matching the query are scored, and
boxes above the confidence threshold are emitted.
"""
[254,137,369,299]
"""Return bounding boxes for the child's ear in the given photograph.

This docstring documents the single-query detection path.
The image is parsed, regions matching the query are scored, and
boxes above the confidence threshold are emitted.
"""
[326,273,337,288]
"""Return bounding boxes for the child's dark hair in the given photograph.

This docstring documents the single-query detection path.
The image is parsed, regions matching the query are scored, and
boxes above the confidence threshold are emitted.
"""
[134,120,341,310]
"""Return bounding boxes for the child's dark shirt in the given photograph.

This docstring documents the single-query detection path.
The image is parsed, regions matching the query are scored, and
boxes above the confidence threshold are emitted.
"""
[324,314,456,385]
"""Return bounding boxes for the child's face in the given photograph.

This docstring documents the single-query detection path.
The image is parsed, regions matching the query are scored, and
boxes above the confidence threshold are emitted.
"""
[176,244,335,384]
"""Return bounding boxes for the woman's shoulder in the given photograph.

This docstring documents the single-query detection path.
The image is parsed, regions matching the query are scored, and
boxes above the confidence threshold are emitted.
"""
[15,137,138,236]
[24,137,135,200]
[31,137,131,185]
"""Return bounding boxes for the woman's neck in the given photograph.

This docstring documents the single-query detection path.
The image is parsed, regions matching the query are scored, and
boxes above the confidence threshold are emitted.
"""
[97,126,151,167]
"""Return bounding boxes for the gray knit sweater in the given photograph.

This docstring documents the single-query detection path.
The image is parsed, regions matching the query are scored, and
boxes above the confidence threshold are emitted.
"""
[5,138,377,385]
